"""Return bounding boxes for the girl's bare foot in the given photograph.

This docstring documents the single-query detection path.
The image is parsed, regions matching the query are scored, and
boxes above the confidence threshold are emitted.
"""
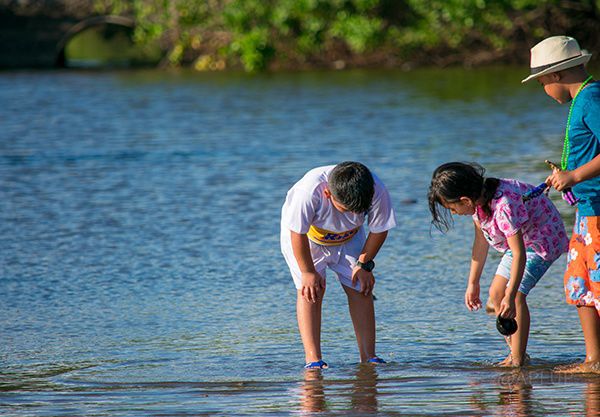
[497,354,513,367]
[554,361,600,374]
[510,353,531,367]
[496,353,530,367]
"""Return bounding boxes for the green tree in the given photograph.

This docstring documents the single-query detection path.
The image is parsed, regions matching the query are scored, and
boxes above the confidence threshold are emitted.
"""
[94,0,600,71]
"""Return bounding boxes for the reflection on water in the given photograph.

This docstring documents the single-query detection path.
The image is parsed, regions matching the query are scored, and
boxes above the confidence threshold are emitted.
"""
[297,365,379,414]
[291,366,600,416]
[1,67,599,416]
[351,365,379,413]
[584,379,600,417]
[299,370,328,413]
[471,370,535,417]
[4,367,597,416]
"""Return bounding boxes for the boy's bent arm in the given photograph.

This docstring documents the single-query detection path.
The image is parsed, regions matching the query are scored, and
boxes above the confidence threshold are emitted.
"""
[351,231,388,296]
[291,231,316,273]
[465,222,489,311]
[548,153,600,191]
[571,153,600,186]
[290,230,323,303]
[359,230,388,263]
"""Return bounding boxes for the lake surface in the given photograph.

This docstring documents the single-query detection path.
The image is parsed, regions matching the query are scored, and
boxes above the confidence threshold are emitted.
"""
[1,67,599,416]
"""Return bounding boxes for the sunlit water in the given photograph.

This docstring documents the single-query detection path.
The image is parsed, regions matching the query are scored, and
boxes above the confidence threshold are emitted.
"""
[1,68,599,416]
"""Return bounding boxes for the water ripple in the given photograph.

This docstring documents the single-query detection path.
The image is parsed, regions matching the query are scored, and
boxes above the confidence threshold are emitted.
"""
[0,68,591,416]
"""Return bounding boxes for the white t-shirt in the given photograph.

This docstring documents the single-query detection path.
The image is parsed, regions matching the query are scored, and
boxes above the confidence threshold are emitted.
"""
[280,165,397,236]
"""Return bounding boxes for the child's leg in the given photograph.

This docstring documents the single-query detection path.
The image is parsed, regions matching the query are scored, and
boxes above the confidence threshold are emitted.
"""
[510,292,530,366]
[578,306,600,364]
[488,274,508,312]
[491,251,551,366]
[297,285,326,363]
[556,306,600,373]
[488,274,513,363]
[342,284,376,362]
[489,274,531,366]
[561,213,600,371]
[485,299,496,314]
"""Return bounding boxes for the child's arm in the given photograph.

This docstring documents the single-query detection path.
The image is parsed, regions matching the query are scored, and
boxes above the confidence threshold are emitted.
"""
[547,153,600,191]
[290,231,324,304]
[547,96,600,191]
[352,231,388,296]
[498,230,526,319]
[465,221,489,311]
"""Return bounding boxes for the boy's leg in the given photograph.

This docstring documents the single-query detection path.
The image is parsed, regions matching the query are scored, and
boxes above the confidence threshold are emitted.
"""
[557,306,600,373]
[560,214,600,371]
[578,306,600,364]
[282,234,329,365]
[342,284,376,362]
[577,215,600,367]
[297,284,326,364]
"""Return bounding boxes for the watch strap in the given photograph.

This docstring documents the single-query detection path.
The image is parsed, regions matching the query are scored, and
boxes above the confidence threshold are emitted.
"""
[357,259,375,272]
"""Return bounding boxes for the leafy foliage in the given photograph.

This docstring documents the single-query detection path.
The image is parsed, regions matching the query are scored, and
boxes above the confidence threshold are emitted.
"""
[93,0,600,71]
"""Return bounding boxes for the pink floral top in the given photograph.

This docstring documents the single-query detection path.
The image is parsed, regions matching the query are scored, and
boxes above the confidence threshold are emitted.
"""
[472,179,568,261]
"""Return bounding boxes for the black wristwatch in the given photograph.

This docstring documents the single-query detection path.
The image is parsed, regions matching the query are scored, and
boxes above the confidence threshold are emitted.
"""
[357,259,375,272]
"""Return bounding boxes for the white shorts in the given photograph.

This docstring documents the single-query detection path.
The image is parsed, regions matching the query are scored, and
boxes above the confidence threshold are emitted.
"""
[281,228,366,291]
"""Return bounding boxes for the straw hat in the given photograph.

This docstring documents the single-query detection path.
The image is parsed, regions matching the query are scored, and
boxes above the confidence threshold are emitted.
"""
[521,36,592,83]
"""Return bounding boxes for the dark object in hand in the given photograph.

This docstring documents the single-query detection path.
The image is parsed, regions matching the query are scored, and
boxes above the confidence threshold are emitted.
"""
[496,316,518,336]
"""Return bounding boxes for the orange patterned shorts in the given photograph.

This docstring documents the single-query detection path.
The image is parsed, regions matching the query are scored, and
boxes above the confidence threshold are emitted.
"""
[564,213,600,313]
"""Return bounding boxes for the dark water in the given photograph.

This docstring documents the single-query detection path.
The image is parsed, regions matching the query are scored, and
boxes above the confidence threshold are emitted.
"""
[1,67,599,416]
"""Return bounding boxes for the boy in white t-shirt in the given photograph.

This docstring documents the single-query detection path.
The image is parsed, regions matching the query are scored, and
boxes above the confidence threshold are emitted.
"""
[281,161,396,369]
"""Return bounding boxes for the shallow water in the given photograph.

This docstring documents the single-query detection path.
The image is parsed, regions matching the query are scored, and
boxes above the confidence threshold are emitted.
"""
[1,67,598,416]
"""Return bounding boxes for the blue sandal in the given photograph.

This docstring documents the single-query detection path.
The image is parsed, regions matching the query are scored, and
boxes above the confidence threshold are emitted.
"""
[304,360,329,369]
[367,357,386,364]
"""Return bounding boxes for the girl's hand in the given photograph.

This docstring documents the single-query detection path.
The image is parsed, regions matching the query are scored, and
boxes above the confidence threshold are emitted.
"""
[301,271,325,303]
[499,294,516,319]
[465,283,482,311]
[352,267,375,296]
[546,170,577,192]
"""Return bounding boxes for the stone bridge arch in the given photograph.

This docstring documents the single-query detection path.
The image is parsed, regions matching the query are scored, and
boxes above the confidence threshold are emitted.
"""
[55,15,135,67]
[0,2,135,69]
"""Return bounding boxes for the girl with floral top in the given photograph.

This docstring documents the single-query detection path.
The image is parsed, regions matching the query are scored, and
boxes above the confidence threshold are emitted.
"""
[428,162,569,366]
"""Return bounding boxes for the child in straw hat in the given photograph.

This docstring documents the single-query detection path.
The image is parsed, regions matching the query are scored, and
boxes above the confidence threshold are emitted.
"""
[523,35,600,373]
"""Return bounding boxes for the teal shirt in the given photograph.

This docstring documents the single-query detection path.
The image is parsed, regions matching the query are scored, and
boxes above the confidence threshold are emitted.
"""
[568,81,600,216]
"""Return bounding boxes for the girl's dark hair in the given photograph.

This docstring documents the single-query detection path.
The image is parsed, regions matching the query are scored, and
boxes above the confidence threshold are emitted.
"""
[329,161,374,213]
[428,162,500,232]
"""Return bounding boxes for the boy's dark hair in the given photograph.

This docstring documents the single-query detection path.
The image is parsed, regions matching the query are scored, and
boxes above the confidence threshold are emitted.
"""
[428,162,500,232]
[329,161,375,213]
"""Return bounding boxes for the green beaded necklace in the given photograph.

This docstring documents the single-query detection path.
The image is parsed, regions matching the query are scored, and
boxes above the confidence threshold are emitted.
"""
[561,75,594,170]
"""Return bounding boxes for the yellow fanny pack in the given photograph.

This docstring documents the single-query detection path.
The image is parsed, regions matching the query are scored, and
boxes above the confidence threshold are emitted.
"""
[307,225,360,246]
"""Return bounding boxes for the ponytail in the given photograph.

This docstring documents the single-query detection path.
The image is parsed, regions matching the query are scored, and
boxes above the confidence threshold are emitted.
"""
[480,177,500,218]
